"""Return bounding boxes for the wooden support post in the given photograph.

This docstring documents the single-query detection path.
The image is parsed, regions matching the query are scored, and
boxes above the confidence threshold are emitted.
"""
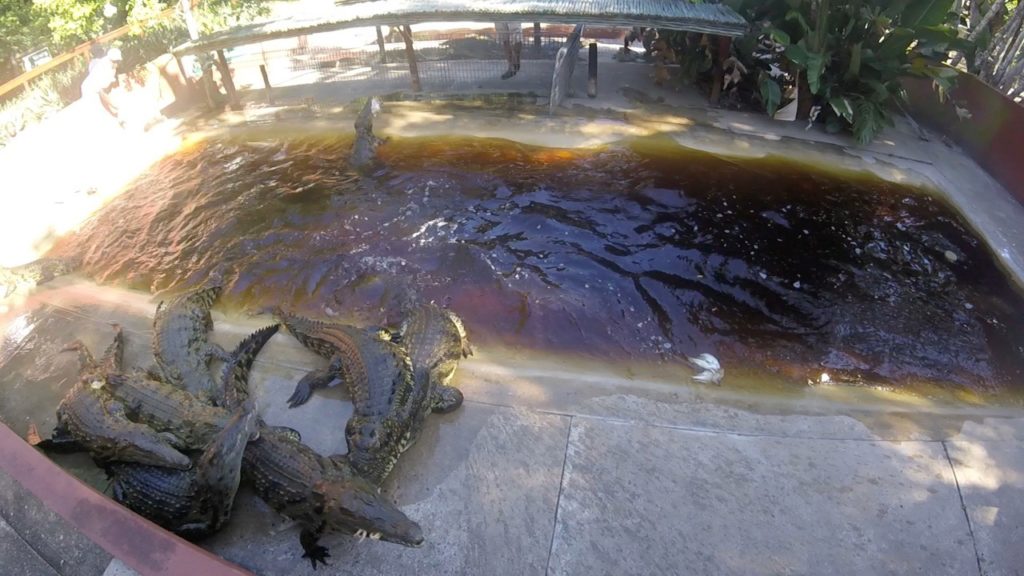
[534,23,542,51]
[259,64,273,105]
[587,42,598,98]
[201,66,217,109]
[400,25,421,92]
[376,26,388,64]
[174,54,195,91]
[709,36,731,107]
[215,49,241,110]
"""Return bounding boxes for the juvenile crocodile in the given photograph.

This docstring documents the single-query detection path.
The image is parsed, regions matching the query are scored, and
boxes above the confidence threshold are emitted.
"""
[349,97,383,174]
[108,407,259,539]
[51,327,190,469]
[105,324,280,449]
[276,309,417,484]
[243,425,423,568]
[152,285,229,404]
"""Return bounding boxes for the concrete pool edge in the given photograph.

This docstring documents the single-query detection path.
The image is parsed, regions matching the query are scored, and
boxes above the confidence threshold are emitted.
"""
[3,283,1024,574]
[0,421,253,576]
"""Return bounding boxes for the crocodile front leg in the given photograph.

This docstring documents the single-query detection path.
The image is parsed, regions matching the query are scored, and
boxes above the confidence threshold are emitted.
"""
[299,523,331,569]
[287,358,342,409]
[431,385,464,414]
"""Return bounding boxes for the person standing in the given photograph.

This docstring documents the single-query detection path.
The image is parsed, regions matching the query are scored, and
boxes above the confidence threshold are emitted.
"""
[81,47,124,127]
[495,22,523,79]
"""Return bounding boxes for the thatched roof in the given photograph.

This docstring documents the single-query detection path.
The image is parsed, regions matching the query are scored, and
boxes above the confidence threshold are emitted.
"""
[173,0,747,56]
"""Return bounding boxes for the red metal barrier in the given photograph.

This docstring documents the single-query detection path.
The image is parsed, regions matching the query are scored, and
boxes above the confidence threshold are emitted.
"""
[0,423,252,576]
[903,73,1024,204]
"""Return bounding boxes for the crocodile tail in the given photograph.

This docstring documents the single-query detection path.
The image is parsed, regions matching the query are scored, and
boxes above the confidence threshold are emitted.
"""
[218,324,280,410]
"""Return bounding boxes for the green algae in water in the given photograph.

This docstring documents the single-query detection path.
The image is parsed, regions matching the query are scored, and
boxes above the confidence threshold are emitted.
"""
[51,133,1024,397]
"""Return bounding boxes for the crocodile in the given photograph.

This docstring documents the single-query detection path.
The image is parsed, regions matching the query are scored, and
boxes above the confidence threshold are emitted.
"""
[104,324,280,449]
[152,285,230,404]
[349,97,384,174]
[51,327,191,469]
[276,309,417,484]
[0,256,78,298]
[393,301,471,416]
[108,407,259,539]
[243,425,423,568]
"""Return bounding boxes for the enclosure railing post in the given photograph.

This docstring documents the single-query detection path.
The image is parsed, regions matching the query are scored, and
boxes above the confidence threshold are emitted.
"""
[587,42,597,98]
[259,64,273,105]
[534,23,542,52]
[174,55,195,92]
[401,24,421,92]
[376,26,388,64]
[215,49,241,110]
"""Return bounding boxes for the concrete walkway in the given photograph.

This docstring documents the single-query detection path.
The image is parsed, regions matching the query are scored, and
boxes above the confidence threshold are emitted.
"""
[1,280,1022,576]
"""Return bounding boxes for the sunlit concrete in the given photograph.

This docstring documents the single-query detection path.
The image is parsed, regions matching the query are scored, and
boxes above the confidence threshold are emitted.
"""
[1,280,1022,574]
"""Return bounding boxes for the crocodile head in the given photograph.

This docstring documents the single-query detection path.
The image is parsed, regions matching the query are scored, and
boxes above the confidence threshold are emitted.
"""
[345,416,383,453]
[313,476,424,548]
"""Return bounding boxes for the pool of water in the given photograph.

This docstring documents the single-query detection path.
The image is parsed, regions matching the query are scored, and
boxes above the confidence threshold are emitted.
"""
[48,132,1024,397]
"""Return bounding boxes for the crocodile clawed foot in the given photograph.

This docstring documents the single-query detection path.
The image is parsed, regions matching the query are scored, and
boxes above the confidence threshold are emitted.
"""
[286,384,312,408]
[302,545,330,569]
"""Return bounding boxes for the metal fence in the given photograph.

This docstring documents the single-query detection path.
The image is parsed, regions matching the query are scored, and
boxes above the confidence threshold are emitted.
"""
[220,26,575,105]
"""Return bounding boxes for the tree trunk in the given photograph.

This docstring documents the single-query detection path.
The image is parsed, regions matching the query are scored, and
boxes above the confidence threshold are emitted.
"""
[951,1,1005,67]
[992,14,1024,84]
[796,71,812,120]
[980,5,1024,81]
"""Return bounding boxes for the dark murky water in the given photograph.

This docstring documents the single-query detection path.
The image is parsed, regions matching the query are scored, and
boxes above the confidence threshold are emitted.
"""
[50,133,1024,394]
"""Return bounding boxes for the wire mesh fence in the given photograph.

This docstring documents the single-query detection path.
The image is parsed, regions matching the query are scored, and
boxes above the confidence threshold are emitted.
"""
[220,26,575,103]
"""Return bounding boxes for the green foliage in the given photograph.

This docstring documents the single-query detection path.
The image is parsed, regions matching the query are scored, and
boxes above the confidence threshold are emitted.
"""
[727,0,966,143]
[0,54,86,147]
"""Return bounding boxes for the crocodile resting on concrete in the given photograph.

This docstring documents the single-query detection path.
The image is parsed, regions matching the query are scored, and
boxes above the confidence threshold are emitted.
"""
[52,326,191,470]
[105,325,278,538]
[96,319,420,565]
[109,408,258,539]
[152,285,230,404]
[276,309,418,485]
[374,301,472,463]
[394,301,471,418]
[243,425,423,568]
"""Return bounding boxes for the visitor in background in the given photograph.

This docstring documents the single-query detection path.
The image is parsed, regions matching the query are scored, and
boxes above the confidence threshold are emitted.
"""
[495,22,523,79]
[81,47,124,127]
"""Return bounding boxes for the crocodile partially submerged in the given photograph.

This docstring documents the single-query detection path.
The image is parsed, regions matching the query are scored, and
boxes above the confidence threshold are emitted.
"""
[51,327,190,469]
[349,97,384,174]
[108,407,258,539]
[276,309,417,484]
[152,285,229,404]
[243,425,423,568]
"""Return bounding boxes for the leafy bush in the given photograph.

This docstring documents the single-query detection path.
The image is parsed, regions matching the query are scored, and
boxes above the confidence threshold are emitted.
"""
[0,55,87,147]
[725,0,965,144]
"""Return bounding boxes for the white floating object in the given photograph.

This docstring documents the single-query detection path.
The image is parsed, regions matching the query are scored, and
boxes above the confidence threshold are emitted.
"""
[688,353,723,385]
